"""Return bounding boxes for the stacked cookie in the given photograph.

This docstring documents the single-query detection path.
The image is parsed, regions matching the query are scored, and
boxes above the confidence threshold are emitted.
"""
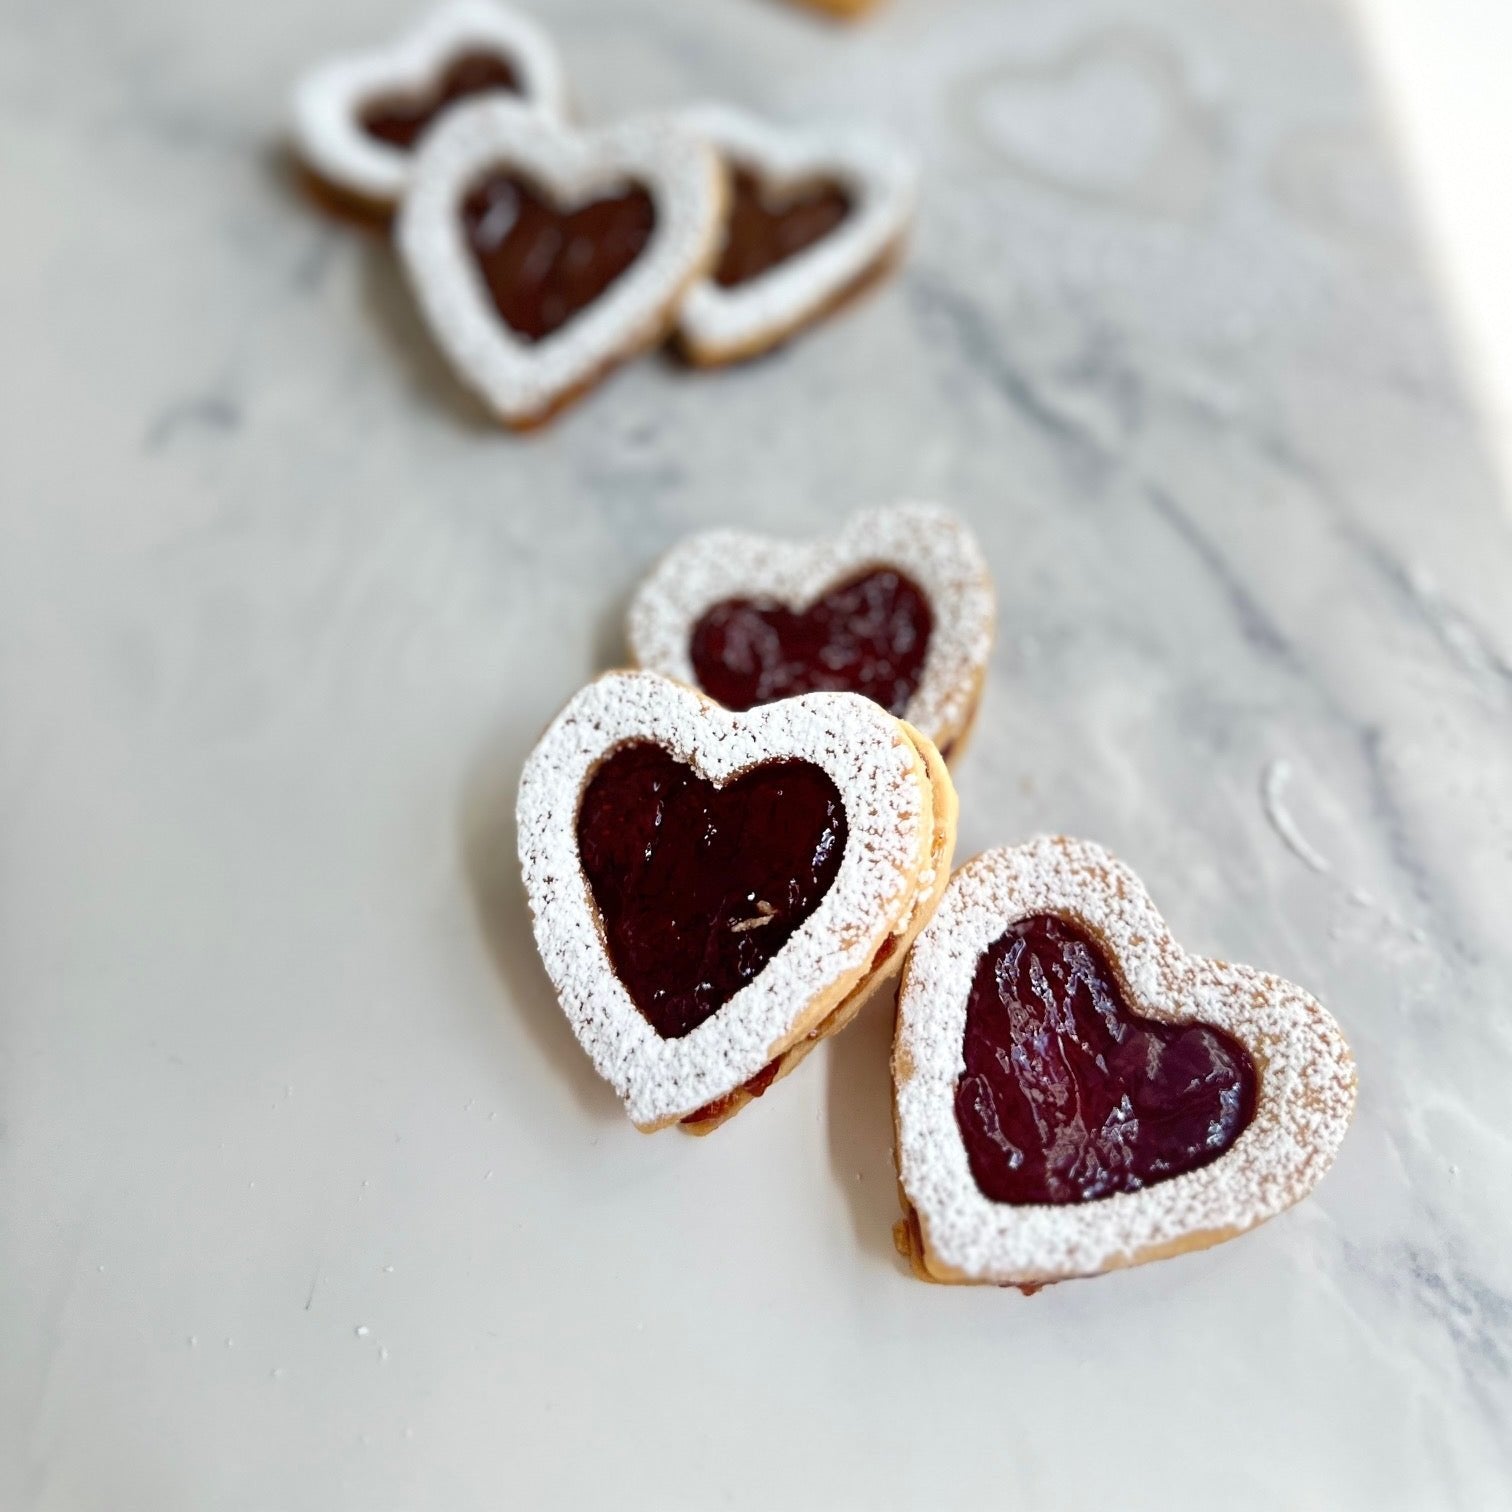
[291,1,915,427]
[516,504,1358,1288]
[519,671,956,1135]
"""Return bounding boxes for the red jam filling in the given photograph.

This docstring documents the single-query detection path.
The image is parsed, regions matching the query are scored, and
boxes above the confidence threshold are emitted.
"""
[956,914,1257,1205]
[576,743,847,1040]
[689,569,932,717]
[714,167,852,288]
[683,1057,785,1126]
[461,173,657,343]
[360,52,521,151]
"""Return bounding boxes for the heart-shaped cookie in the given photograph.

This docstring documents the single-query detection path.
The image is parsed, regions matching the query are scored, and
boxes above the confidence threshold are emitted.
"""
[626,505,994,761]
[398,101,725,427]
[517,671,956,1131]
[290,1,568,215]
[675,104,915,365]
[894,837,1355,1286]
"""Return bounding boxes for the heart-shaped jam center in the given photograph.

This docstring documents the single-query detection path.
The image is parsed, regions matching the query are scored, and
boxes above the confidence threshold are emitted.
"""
[576,742,847,1039]
[360,52,521,150]
[956,914,1257,1204]
[689,569,932,717]
[462,172,657,343]
[714,167,853,287]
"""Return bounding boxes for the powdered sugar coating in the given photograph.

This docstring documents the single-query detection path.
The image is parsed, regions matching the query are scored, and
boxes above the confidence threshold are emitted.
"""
[675,103,916,362]
[290,1,567,207]
[626,504,994,753]
[397,102,724,427]
[517,671,931,1129]
[895,837,1356,1284]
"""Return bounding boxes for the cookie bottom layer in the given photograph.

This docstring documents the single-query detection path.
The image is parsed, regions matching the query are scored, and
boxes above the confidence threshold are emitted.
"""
[294,158,397,227]
[932,660,986,766]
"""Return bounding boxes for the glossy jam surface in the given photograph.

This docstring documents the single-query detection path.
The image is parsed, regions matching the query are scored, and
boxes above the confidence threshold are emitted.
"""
[956,914,1257,1205]
[577,743,847,1040]
[360,52,521,150]
[714,167,852,288]
[690,569,932,717]
[461,173,657,343]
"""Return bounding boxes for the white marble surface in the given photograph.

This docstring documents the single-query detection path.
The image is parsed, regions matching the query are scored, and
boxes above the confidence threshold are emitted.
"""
[3,0,1511,1508]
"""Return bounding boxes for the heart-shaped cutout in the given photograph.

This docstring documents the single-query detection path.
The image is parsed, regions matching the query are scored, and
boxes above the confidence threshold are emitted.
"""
[713,169,853,288]
[577,742,847,1039]
[627,504,994,759]
[517,671,952,1130]
[291,1,568,213]
[398,102,724,427]
[675,104,915,365]
[956,913,1256,1204]
[461,172,657,344]
[690,567,932,718]
[361,51,522,151]
[894,838,1355,1285]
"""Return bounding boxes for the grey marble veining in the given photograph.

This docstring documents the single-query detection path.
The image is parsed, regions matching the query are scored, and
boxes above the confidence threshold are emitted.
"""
[2,0,1510,1508]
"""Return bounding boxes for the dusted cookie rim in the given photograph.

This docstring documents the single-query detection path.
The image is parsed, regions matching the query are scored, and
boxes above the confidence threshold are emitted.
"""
[290,0,569,209]
[517,671,940,1129]
[894,837,1356,1285]
[627,503,995,758]
[675,102,915,364]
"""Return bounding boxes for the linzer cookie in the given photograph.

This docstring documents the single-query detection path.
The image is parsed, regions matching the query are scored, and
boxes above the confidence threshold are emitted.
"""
[517,671,956,1133]
[627,504,993,761]
[674,105,914,365]
[893,837,1356,1287]
[397,101,724,427]
[290,1,568,216]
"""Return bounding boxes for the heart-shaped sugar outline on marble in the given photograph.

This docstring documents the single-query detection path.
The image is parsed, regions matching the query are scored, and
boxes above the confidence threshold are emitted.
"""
[290,0,568,211]
[517,671,937,1130]
[675,104,915,365]
[626,504,994,759]
[894,837,1355,1285]
[398,101,724,427]
[960,28,1219,220]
